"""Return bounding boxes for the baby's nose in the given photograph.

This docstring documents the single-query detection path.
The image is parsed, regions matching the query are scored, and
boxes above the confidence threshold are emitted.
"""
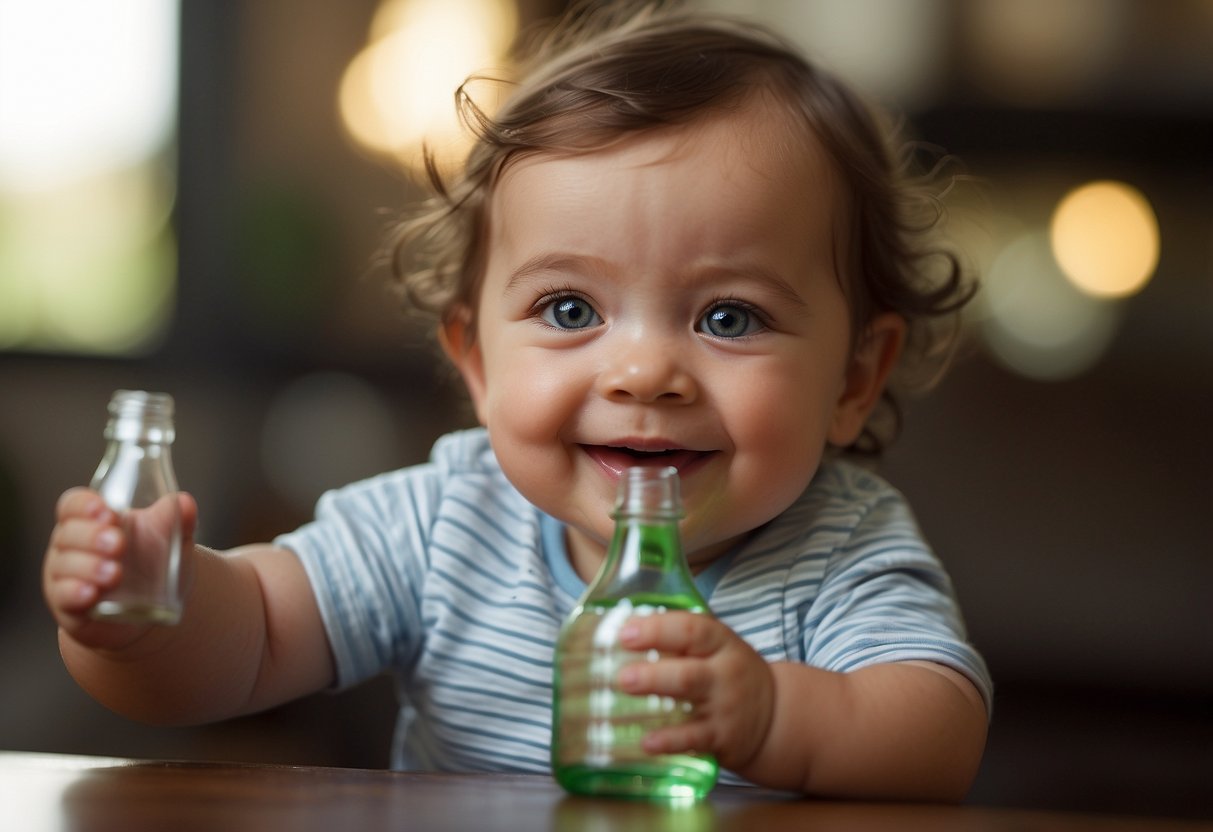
[596,339,698,404]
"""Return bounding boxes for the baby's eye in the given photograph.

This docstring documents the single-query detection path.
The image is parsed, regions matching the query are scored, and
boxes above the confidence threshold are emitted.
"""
[698,302,763,338]
[541,295,601,330]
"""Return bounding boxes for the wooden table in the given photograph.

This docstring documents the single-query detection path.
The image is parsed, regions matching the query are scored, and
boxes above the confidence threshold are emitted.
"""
[2,751,1209,831]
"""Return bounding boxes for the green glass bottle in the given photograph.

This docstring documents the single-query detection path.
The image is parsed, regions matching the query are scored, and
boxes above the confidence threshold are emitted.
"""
[551,466,719,801]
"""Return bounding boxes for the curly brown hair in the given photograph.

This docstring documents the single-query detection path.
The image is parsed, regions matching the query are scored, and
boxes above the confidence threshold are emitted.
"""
[385,1,975,454]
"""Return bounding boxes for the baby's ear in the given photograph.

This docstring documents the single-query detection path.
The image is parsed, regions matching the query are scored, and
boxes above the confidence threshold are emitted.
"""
[439,306,488,425]
[828,312,906,447]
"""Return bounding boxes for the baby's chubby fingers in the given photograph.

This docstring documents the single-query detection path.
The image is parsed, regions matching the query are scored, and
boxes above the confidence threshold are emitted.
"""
[640,719,716,757]
[50,516,124,559]
[617,655,713,701]
[45,488,127,617]
[55,487,115,524]
[47,572,108,615]
[617,610,725,657]
[47,547,122,585]
[44,534,125,615]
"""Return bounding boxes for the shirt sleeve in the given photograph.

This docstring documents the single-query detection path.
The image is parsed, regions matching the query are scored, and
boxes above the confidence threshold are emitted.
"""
[273,465,440,690]
[803,487,993,714]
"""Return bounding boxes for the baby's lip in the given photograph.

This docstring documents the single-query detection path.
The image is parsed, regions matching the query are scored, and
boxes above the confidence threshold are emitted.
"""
[579,442,716,479]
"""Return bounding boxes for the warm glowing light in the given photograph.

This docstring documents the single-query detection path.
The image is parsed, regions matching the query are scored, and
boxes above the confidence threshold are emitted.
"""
[979,232,1122,380]
[0,0,178,356]
[963,0,1125,105]
[0,167,177,353]
[338,0,518,177]
[0,0,178,192]
[1050,180,1160,299]
[697,0,949,106]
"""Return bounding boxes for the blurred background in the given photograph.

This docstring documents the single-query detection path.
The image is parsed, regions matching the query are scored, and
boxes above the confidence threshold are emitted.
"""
[0,0,1209,820]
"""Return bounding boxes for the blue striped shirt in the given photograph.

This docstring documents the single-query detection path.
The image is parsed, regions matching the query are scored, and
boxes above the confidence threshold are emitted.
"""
[277,428,991,779]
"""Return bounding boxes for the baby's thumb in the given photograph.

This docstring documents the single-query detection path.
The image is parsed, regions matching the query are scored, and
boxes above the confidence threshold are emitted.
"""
[177,492,199,547]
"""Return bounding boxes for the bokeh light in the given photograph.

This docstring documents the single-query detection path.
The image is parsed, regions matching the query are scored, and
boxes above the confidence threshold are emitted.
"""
[1050,180,1160,299]
[0,0,177,192]
[695,0,949,107]
[963,0,1127,105]
[260,372,402,513]
[0,0,178,355]
[978,232,1122,380]
[338,0,517,177]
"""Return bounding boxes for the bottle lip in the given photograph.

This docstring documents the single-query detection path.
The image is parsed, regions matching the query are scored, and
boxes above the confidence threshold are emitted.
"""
[109,389,174,416]
[105,390,176,443]
[613,465,684,519]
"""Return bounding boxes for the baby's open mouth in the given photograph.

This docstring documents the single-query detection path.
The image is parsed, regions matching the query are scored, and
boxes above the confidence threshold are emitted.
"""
[580,444,714,477]
[615,447,681,460]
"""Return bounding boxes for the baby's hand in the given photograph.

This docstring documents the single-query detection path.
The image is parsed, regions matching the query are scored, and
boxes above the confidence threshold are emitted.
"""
[43,487,197,650]
[617,611,775,774]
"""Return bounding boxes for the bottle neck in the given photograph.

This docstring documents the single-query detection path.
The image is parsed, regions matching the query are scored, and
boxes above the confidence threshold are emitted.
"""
[580,465,708,609]
[610,514,684,574]
[585,512,706,610]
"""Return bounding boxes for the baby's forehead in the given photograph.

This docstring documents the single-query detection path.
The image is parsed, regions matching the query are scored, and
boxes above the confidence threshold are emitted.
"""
[716,88,833,171]
[482,102,844,280]
[498,92,834,196]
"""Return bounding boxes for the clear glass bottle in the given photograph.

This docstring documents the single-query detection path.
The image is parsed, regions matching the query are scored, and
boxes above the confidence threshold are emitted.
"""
[551,466,719,800]
[89,389,183,625]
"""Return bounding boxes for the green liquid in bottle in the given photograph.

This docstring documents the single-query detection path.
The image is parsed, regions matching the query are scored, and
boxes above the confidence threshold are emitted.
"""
[551,468,719,800]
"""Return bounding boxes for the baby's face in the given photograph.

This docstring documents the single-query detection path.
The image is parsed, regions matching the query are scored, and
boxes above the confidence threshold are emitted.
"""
[447,101,876,570]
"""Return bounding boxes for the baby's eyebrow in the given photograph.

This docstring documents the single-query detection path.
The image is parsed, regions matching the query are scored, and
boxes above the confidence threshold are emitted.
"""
[501,251,812,312]
[698,262,811,311]
[502,252,611,295]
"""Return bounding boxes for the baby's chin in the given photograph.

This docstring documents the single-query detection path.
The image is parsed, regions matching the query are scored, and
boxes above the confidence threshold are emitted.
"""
[683,527,756,570]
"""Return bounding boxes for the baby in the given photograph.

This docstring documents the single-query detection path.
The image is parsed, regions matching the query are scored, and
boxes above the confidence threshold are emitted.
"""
[45,2,990,800]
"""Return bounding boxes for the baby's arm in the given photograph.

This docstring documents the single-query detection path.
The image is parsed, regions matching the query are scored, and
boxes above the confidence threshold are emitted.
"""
[752,659,987,800]
[44,488,333,726]
[618,613,987,801]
